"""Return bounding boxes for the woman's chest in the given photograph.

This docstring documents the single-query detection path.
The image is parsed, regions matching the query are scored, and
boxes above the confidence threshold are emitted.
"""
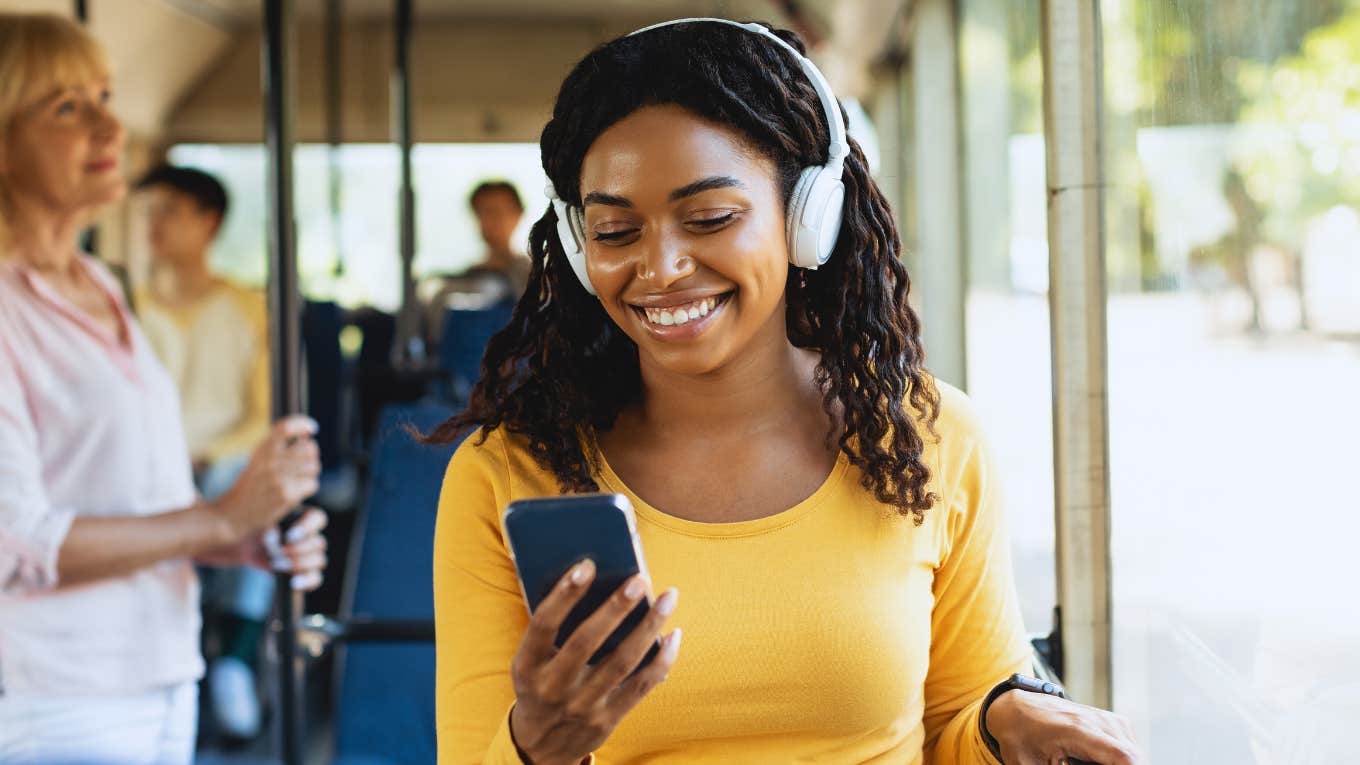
[609,511,945,751]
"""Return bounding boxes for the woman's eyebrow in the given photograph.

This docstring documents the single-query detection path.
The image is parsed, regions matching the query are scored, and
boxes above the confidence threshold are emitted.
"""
[583,191,632,208]
[581,176,748,209]
[668,175,746,202]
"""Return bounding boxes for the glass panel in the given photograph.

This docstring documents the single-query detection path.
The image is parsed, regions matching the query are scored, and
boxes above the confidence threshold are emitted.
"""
[960,0,1057,636]
[167,143,546,312]
[1103,1,1360,761]
[412,143,545,279]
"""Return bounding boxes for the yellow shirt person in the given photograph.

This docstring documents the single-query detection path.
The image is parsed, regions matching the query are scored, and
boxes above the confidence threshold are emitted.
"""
[434,382,1032,764]
[138,279,270,467]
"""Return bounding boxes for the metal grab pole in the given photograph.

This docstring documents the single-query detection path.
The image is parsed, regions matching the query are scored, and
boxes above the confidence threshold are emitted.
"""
[262,0,306,762]
[325,0,345,276]
[392,0,418,363]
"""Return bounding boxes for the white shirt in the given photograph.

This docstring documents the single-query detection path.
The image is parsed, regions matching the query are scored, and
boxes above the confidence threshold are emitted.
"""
[0,255,203,696]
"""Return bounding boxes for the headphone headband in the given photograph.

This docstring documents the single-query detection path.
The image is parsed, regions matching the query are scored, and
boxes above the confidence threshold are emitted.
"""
[626,18,848,169]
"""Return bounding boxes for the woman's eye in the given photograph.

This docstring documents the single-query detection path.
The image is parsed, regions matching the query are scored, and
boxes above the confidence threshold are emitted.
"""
[99,90,113,105]
[591,229,638,242]
[687,212,737,229]
[56,100,77,115]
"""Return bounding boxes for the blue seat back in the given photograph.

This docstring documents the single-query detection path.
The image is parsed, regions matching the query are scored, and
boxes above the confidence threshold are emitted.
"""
[438,301,514,397]
[335,403,462,765]
[303,300,345,470]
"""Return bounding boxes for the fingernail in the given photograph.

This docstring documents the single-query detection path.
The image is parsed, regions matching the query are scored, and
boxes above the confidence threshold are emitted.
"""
[654,588,678,616]
[272,556,293,572]
[662,628,682,660]
[624,577,646,600]
[291,573,318,590]
[285,526,307,544]
[570,560,593,584]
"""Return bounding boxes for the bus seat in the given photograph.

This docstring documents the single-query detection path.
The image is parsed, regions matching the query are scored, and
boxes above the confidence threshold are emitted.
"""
[304,300,359,511]
[333,402,461,765]
[437,300,514,403]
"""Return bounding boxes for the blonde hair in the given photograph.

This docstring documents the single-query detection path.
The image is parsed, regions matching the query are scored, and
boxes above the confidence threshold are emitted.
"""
[0,13,110,251]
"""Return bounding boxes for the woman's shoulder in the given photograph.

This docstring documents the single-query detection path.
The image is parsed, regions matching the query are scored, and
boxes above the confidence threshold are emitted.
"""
[905,374,986,444]
[443,425,562,504]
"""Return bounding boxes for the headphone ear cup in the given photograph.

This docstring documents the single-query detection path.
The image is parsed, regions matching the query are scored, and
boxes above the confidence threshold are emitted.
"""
[552,198,596,296]
[786,167,845,269]
[785,167,821,269]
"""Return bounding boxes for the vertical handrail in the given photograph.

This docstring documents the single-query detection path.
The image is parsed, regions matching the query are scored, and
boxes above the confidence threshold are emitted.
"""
[325,0,345,276]
[262,0,307,761]
[1039,0,1113,708]
[392,0,419,363]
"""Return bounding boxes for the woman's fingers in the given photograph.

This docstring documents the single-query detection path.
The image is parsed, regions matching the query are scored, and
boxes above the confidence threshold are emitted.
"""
[544,574,650,686]
[272,415,319,444]
[518,560,596,668]
[576,587,678,703]
[289,571,323,591]
[1064,730,1142,765]
[605,627,681,717]
[285,507,328,542]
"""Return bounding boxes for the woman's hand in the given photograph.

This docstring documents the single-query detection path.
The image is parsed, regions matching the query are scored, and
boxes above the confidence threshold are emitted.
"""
[208,416,321,540]
[508,560,682,765]
[198,507,329,592]
[986,688,1144,765]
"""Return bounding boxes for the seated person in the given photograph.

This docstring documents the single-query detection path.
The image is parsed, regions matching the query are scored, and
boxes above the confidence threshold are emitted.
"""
[135,164,274,743]
[421,180,531,348]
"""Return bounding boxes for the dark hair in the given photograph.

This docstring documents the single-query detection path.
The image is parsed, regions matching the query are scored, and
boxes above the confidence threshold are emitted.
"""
[468,180,524,213]
[426,21,940,523]
[136,164,229,220]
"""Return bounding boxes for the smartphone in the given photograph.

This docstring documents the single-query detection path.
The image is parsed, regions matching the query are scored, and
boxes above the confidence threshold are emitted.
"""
[503,493,660,668]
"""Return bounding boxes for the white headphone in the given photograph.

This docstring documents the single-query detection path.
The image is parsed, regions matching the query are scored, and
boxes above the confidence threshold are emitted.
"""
[545,17,850,296]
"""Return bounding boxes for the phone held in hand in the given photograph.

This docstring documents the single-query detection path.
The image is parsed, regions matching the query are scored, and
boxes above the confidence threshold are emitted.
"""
[503,493,661,668]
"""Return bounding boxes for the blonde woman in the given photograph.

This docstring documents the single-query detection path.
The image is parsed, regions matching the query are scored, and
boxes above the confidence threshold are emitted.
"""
[0,14,326,763]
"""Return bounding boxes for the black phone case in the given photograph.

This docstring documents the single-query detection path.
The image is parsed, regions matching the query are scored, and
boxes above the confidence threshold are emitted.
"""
[503,494,660,668]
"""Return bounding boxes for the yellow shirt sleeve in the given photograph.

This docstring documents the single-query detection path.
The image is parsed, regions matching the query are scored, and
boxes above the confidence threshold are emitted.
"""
[433,429,536,765]
[200,287,271,463]
[921,392,1032,764]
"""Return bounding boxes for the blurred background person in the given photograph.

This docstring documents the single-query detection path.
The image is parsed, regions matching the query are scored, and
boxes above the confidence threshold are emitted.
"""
[135,164,276,745]
[0,13,326,764]
[420,180,529,349]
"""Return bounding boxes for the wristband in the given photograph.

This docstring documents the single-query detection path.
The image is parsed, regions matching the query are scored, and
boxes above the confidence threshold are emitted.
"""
[978,673,1067,762]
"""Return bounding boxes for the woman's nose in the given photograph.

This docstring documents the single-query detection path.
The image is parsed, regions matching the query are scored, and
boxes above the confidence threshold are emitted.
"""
[636,229,696,288]
[90,102,125,147]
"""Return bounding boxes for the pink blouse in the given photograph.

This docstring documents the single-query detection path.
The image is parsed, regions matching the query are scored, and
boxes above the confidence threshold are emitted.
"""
[0,255,203,696]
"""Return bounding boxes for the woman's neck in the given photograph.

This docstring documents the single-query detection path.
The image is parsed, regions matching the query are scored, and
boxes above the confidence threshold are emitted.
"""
[4,193,88,277]
[633,316,826,440]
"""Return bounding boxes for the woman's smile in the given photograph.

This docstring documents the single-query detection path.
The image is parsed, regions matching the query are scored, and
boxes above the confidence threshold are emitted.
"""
[628,290,734,340]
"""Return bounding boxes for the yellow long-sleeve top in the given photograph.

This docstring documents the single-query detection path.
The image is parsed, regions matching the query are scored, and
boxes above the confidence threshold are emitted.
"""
[137,280,270,463]
[433,381,1030,764]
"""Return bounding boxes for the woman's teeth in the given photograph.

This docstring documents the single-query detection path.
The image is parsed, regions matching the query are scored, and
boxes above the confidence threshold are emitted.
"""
[641,296,720,327]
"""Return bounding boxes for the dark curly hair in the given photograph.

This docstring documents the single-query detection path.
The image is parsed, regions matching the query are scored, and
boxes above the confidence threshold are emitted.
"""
[424,21,940,523]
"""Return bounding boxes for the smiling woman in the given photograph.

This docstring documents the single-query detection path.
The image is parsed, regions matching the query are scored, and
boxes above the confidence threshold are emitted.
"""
[426,17,1142,765]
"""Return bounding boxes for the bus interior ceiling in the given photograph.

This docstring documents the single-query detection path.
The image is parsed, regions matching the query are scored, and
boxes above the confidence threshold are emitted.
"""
[4,0,916,280]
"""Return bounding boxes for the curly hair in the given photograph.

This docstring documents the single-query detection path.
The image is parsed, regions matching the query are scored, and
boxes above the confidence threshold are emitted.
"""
[424,21,941,523]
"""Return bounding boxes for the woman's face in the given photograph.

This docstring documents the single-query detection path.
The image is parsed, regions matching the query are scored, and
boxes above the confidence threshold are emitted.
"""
[577,104,791,377]
[0,79,126,216]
